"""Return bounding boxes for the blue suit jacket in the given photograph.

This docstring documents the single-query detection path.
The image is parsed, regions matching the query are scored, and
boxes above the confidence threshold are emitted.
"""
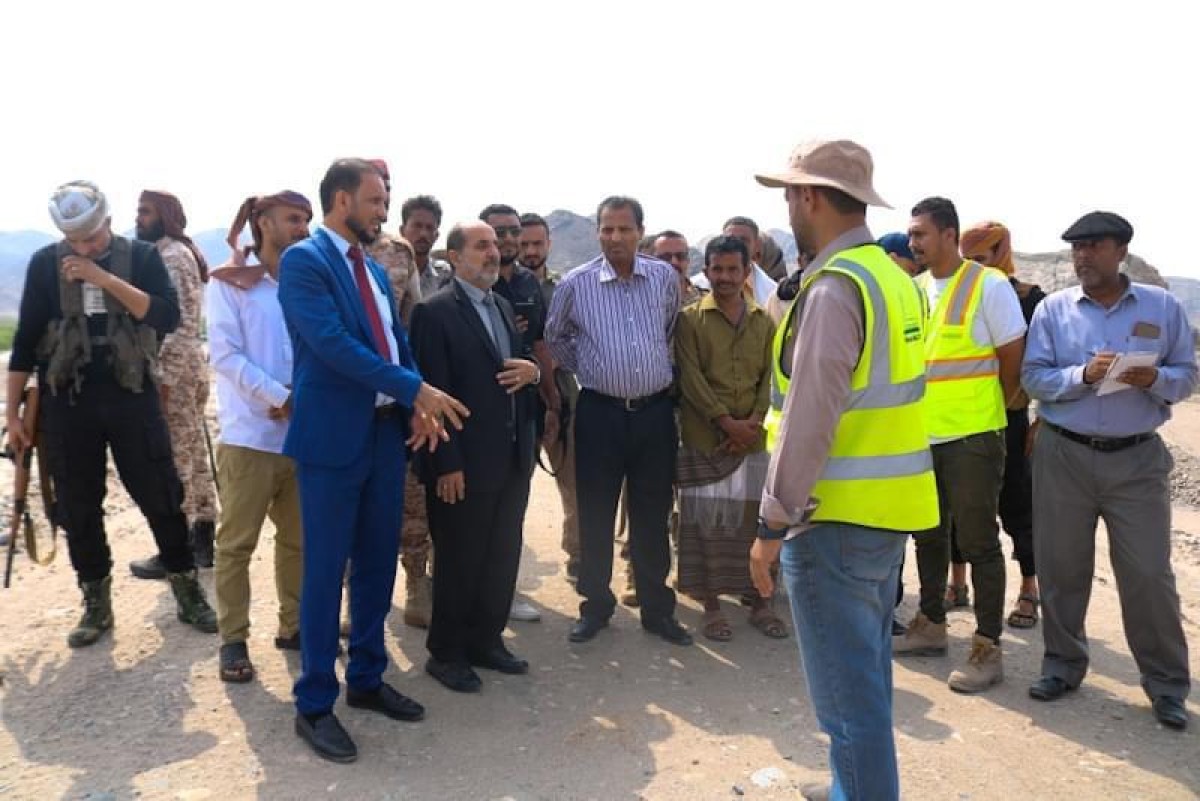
[278,227,423,468]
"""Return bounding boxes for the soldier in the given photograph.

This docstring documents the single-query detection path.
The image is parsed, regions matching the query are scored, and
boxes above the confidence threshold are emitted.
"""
[367,232,433,628]
[129,190,218,577]
[5,180,216,647]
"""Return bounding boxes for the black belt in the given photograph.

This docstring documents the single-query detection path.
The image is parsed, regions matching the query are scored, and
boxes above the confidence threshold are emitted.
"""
[1044,421,1155,453]
[375,403,401,420]
[583,388,671,413]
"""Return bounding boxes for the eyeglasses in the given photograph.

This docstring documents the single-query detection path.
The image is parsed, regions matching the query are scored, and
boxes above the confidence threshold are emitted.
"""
[657,251,689,263]
[492,226,522,238]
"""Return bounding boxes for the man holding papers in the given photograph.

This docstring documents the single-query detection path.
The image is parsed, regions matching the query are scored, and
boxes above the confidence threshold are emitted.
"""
[1021,211,1197,731]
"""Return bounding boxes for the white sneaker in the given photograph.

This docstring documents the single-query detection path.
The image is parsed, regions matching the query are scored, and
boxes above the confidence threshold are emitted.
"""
[509,599,541,622]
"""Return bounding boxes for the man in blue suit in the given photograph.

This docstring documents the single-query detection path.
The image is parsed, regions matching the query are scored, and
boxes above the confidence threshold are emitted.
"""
[278,158,467,763]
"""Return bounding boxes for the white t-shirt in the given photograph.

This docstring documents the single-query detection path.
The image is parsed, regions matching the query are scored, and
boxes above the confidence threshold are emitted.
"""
[925,269,1026,349]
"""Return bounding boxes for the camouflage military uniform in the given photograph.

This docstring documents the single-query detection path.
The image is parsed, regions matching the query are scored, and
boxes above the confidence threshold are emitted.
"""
[158,238,217,525]
[368,240,432,585]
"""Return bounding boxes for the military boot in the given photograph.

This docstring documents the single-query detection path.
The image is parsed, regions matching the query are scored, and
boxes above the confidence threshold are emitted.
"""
[190,521,215,569]
[892,612,948,656]
[948,634,1004,693]
[403,574,432,629]
[167,570,219,633]
[129,554,167,580]
[68,576,114,648]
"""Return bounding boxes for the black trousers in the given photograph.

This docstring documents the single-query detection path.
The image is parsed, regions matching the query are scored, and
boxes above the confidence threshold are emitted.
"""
[949,410,1036,577]
[425,452,530,664]
[574,390,676,623]
[40,381,193,582]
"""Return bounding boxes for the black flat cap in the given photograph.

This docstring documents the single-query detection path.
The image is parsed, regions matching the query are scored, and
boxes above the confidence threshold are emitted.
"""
[1061,211,1133,245]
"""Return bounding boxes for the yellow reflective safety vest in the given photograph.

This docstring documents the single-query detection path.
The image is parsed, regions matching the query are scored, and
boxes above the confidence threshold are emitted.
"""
[767,244,938,532]
[916,260,1007,440]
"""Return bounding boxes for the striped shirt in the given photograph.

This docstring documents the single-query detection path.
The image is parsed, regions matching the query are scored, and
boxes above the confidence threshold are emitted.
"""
[546,254,680,398]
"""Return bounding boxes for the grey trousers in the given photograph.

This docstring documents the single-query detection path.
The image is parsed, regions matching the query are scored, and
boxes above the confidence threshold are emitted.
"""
[1033,425,1190,700]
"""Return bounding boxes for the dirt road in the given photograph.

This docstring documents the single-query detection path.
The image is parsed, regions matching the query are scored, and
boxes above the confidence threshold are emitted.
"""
[1,399,1198,800]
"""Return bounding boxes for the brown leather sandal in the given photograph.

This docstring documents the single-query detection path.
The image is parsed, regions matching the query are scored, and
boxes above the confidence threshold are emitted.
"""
[701,610,734,642]
[1006,593,1040,629]
[219,641,255,683]
[749,607,789,639]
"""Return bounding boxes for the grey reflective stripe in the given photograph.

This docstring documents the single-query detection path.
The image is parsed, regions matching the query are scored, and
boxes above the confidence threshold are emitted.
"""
[822,448,933,480]
[945,261,984,326]
[926,357,998,380]
[770,381,786,410]
[847,375,924,409]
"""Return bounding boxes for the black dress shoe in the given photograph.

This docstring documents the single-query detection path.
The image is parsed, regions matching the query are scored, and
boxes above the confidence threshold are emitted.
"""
[275,632,301,651]
[891,618,907,637]
[642,617,693,646]
[568,617,608,643]
[1029,675,1075,701]
[1152,696,1189,730]
[274,632,343,656]
[346,682,425,721]
[425,658,482,693]
[468,646,529,675]
[295,712,357,763]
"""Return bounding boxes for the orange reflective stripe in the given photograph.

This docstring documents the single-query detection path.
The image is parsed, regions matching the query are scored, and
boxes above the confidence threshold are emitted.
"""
[944,261,984,326]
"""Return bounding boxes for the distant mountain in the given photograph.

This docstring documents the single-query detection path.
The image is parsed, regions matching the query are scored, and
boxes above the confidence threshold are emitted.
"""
[1,223,1196,327]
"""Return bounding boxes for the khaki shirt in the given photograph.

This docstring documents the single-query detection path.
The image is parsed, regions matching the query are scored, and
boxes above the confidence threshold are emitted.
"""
[675,293,775,454]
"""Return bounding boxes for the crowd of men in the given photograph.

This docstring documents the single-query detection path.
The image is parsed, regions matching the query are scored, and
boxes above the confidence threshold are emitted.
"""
[5,139,1194,800]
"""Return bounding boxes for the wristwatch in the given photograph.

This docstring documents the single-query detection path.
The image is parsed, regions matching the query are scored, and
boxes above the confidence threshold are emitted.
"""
[756,519,791,541]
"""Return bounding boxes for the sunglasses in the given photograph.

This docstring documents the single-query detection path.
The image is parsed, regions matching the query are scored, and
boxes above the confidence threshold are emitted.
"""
[492,226,522,238]
[657,251,689,262]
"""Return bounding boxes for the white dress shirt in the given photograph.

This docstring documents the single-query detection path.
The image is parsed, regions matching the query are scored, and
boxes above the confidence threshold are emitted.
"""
[320,225,401,405]
[206,269,293,454]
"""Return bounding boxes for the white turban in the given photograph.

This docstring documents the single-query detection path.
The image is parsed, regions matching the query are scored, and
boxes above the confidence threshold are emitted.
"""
[48,180,110,236]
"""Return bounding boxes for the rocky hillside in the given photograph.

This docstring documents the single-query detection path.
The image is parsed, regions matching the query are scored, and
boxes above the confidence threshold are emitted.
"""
[1,218,1195,326]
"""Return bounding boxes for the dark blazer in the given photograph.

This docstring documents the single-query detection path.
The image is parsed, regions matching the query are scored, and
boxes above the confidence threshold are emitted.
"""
[409,279,537,492]
[278,227,423,468]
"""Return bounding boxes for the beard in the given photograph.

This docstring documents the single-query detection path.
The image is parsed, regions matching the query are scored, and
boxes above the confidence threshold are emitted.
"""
[499,251,517,267]
[522,255,546,271]
[135,221,165,242]
[346,215,378,245]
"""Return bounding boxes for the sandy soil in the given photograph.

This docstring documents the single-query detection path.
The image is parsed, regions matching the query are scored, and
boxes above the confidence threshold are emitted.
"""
[1,395,1198,801]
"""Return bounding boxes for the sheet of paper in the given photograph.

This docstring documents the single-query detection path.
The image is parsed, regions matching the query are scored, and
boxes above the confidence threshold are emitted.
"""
[1095,351,1159,396]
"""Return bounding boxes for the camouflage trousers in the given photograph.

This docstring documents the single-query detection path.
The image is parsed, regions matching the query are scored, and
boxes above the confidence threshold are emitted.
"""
[163,353,217,524]
[401,468,432,578]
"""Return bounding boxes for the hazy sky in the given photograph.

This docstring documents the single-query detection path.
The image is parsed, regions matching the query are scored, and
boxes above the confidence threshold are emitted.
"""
[4,1,1197,274]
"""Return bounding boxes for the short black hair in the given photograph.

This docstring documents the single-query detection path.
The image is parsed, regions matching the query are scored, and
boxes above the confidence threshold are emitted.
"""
[705,235,749,268]
[401,195,443,225]
[446,223,467,253]
[911,196,960,240]
[596,196,644,230]
[655,229,685,241]
[479,204,520,222]
[318,158,377,215]
[722,216,760,236]
[816,186,867,216]
[519,212,548,233]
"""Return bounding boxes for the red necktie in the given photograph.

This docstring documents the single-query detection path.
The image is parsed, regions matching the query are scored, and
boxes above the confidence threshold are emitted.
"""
[348,245,391,360]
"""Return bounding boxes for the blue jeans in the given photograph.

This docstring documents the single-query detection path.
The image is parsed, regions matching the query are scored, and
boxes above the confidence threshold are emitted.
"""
[781,523,906,801]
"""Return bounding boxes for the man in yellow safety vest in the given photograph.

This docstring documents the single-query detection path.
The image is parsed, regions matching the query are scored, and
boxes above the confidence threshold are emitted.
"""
[893,196,1026,695]
[749,139,938,801]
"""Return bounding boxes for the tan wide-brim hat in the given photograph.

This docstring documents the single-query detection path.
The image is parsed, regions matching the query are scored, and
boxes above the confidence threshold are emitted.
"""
[755,139,892,209]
